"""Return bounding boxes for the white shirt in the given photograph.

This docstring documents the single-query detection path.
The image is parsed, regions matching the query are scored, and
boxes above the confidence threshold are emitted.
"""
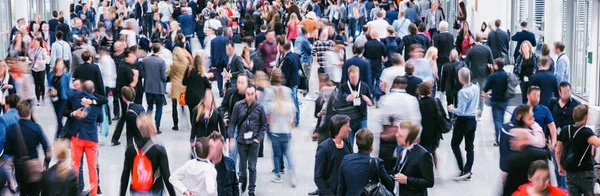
[380,65,405,94]
[367,19,390,38]
[325,50,343,83]
[16,74,36,100]
[98,55,117,88]
[120,29,137,47]
[379,89,421,126]
[204,19,222,34]
[158,1,174,22]
[169,159,217,196]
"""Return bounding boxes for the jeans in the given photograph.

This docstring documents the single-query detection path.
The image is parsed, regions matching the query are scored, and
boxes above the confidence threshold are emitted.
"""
[348,18,358,39]
[371,65,383,101]
[71,136,99,196]
[490,101,508,143]
[348,120,368,149]
[472,77,486,113]
[52,99,67,139]
[229,127,238,165]
[146,93,164,129]
[238,142,260,194]
[451,116,477,173]
[291,85,300,125]
[270,133,294,177]
[566,170,596,196]
[32,71,45,101]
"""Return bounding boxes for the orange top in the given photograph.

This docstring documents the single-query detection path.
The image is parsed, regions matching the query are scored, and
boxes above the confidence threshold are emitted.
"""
[301,19,319,38]
[512,183,568,196]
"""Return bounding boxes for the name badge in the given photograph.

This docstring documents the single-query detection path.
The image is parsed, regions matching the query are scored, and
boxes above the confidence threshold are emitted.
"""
[244,131,253,139]
[353,97,361,106]
[524,76,529,82]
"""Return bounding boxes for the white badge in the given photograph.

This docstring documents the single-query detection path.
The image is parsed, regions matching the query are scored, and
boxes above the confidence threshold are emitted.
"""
[244,131,253,140]
[353,97,361,106]
[524,76,529,82]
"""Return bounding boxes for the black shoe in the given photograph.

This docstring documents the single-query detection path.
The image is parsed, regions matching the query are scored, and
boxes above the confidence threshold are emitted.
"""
[111,141,121,146]
[258,154,264,158]
[248,193,255,196]
[108,119,112,125]
[97,186,103,195]
[241,182,247,192]
[493,142,499,146]
[112,116,120,121]
[308,189,319,195]
[157,130,163,134]
[219,92,224,98]
[172,126,179,131]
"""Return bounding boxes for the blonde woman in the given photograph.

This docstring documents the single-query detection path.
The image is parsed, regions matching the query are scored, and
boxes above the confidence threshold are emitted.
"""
[267,80,296,185]
[183,50,213,126]
[40,140,77,195]
[169,47,192,130]
[424,47,439,82]
[514,40,538,103]
[169,21,182,45]
[191,92,224,145]
[287,13,300,42]
[0,60,15,114]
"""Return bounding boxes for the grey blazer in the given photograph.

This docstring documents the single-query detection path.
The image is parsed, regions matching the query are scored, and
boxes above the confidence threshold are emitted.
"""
[425,9,445,30]
[142,55,168,94]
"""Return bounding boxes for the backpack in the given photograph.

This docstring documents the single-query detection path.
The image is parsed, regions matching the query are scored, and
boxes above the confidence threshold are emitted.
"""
[131,140,158,192]
[505,72,519,99]
[560,125,590,172]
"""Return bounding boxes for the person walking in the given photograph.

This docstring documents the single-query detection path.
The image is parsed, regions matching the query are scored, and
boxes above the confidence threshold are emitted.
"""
[39,140,79,196]
[97,47,117,120]
[511,21,536,61]
[191,92,224,141]
[28,37,48,105]
[486,20,510,64]
[432,21,454,74]
[465,33,493,120]
[208,131,240,195]
[513,40,538,103]
[335,66,372,147]
[482,58,509,146]
[169,47,192,130]
[111,50,137,145]
[313,115,352,196]
[548,82,580,140]
[423,1,443,38]
[501,129,549,196]
[143,43,168,131]
[73,51,106,97]
[379,53,405,94]
[401,24,430,61]
[393,121,435,195]
[210,27,230,97]
[448,68,479,180]
[278,40,301,126]
[417,82,442,165]
[440,50,465,108]
[48,59,71,139]
[266,84,297,186]
[530,57,559,108]
[169,137,218,196]
[553,41,570,84]
[363,31,387,102]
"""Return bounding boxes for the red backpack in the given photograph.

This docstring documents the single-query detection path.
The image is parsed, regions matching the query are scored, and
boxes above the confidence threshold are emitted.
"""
[131,141,157,192]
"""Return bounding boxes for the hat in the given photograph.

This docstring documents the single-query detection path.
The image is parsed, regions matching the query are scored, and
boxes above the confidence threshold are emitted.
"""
[306,12,318,20]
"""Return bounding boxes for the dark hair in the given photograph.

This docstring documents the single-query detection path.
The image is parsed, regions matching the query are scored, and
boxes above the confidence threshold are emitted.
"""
[176,33,185,42]
[527,85,541,94]
[121,86,136,101]
[559,81,571,91]
[56,30,64,39]
[5,94,20,109]
[539,57,550,68]
[541,43,550,56]
[128,45,139,52]
[520,21,528,27]
[243,36,254,46]
[392,75,408,89]
[283,40,292,51]
[208,131,225,143]
[194,137,211,159]
[408,44,423,53]
[58,17,65,24]
[515,105,531,121]
[52,11,58,17]
[418,22,427,32]
[554,41,566,52]
[362,25,369,32]
[408,23,418,35]
[16,100,31,118]
[528,160,549,176]
[260,25,268,31]
[269,70,285,85]
[300,27,308,35]
[495,19,501,28]
[152,43,161,53]
[573,104,589,122]
[81,51,93,62]
[494,58,505,69]
[356,129,373,152]
[352,45,364,55]
[226,40,235,48]
[329,115,350,138]
[417,82,432,96]
[124,50,135,59]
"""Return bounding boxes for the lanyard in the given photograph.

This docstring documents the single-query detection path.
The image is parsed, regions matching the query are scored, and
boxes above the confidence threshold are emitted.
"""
[347,81,360,97]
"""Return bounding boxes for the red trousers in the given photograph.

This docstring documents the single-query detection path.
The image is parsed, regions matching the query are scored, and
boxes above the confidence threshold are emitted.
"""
[71,136,98,196]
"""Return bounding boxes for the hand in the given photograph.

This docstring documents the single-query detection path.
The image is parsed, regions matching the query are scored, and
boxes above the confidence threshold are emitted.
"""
[548,141,555,151]
[73,108,84,119]
[81,98,93,106]
[206,72,214,79]
[394,173,408,184]
[558,167,566,176]
[254,139,260,144]
[317,111,325,117]
[183,191,192,196]
[311,132,319,141]
[361,94,370,102]
[346,93,355,102]
[229,139,235,151]
[447,104,455,111]
[2,84,13,89]
[224,119,229,126]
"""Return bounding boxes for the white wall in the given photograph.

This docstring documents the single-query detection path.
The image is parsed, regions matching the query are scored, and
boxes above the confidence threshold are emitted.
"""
[13,0,29,22]
[543,0,562,45]
[466,0,511,31]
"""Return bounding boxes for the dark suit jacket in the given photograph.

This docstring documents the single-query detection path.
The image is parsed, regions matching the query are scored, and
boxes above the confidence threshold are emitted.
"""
[228,54,245,80]
[63,90,103,142]
[210,35,230,68]
[178,14,195,36]
[281,52,301,88]
[73,62,106,96]
[406,74,423,97]
[487,29,510,59]
[337,153,394,196]
[255,33,266,49]
[188,1,198,17]
[433,32,455,64]
[394,144,434,196]
[511,30,536,59]
[55,23,71,42]
[125,103,144,146]
[341,55,371,85]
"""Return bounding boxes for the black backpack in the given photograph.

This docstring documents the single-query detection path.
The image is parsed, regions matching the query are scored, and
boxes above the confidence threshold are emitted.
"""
[560,125,590,171]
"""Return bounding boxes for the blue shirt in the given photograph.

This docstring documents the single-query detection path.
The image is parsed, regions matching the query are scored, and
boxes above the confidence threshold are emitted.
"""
[1,109,20,126]
[294,34,313,64]
[450,84,480,117]
[511,104,554,135]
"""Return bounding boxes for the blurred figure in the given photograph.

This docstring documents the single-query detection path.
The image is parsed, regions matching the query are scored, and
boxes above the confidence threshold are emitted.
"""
[170,137,217,196]
[512,160,567,196]
[40,140,78,195]
[393,121,434,195]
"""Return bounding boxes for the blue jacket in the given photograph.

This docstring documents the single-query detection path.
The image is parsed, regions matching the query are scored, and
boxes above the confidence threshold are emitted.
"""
[294,35,312,64]
[342,55,372,85]
[530,70,559,107]
[511,30,536,59]
[64,90,103,142]
[178,14,195,36]
[281,52,301,88]
[5,120,50,162]
[216,156,240,196]
[211,35,230,68]
[48,72,72,100]
[483,69,509,102]
[188,1,198,16]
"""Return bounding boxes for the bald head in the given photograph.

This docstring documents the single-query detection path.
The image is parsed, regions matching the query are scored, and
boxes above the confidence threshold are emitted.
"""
[458,68,471,85]
[450,49,459,62]
[83,80,95,93]
[369,30,379,40]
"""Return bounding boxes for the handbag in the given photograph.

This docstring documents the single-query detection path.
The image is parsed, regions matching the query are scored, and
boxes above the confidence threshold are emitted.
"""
[453,17,460,30]
[15,124,43,183]
[434,98,452,134]
[298,61,309,91]
[363,158,394,196]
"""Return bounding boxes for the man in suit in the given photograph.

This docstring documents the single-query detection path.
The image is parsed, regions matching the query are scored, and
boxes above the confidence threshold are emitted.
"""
[143,43,167,131]
[211,27,230,97]
[279,39,301,126]
[111,50,137,146]
[342,45,371,85]
[121,86,144,146]
[254,25,267,49]
[73,51,105,96]
[48,11,59,45]
[511,21,536,61]
[225,41,245,88]
[188,0,198,17]
[313,115,352,196]
[134,0,148,26]
[393,121,434,195]
[433,21,454,76]
[424,1,444,39]
[55,17,71,43]
[487,20,510,64]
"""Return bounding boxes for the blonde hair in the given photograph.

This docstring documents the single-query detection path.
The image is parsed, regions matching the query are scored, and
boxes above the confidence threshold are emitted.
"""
[170,21,181,31]
[195,91,216,121]
[271,87,295,115]
[53,139,70,180]
[254,71,270,88]
[520,40,533,57]
[289,13,299,23]
[424,47,438,61]
[137,113,157,138]
[193,50,207,76]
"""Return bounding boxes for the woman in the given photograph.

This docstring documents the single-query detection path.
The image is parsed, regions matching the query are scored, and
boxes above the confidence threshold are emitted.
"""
[269,13,284,36]
[513,40,538,103]
[41,23,51,46]
[455,1,467,26]
[191,92,224,145]
[169,47,192,130]
[417,82,441,168]
[40,140,78,196]
[0,60,16,114]
[48,59,71,139]
[240,45,253,72]
[151,22,168,43]
[167,21,182,51]
[455,21,473,56]
[8,32,27,58]
[267,83,296,185]
[512,160,567,196]
[243,13,255,37]
[16,62,36,105]
[287,13,300,42]
[183,50,213,127]
[424,47,439,83]
[29,37,49,105]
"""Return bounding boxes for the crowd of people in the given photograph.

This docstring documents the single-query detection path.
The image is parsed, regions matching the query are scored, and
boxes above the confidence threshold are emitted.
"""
[0,0,592,195]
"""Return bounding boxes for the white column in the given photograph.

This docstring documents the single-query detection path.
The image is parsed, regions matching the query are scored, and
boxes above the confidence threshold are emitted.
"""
[58,0,71,20]
[13,0,29,22]
[587,0,599,106]
[543,0,563,45]
[466,0,511,32]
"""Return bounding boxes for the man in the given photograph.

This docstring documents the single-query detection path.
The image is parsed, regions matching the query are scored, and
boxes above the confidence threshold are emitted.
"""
[259,30,278,72]
[379,53,405,94]
[5,100,51,195]
[530,57,559,108]
[393,121,434,195]
[549,82,580,134]
[379,75,421,172]
[55,17,71,42]
[178,7,195,51]
[73,51,106,96]
[9,18,25,41]
[440,50,465,108]
[72,18,92,43]
[401,24,430,61]
[347,0,360,40]
[48,11,59,45]
[433,21,454,73]
[254,25,268,49]
[324,40,346,85]
[404,0,420,23]
[392,10,411,39]
[208,131,239,195]
[295,27,313,84]
[204,12,222,35]
[554,41,570,84]
[279,40,301,125]
[424,1,443,38]
[111,50,137,146]
[385,3,399,25]
[118,86,144,147]
[312,31,335,73]
[336,66,372,146]
[158,0,173,23]
[71,41,87,73]
[404,62,423,97]
[50,31,72,70]
[465,33,494,119]
[343,46,372,86]
[487,20,510,64]
[202,1,216,19]
[502,129,549,196]
[211,27,230,97]
[367,12,390,39]
[188,0,198,16]
[143,43,167,130]
[556,104,600,196]
[227,85,267,196]
[483,58,509,145]
[353,25,369,48]
[511,21,536,61]
[363,31,387,102]
[225,41,245,88]
[222,75,249,165]
[314,115,352,196]
[448,68,479,180]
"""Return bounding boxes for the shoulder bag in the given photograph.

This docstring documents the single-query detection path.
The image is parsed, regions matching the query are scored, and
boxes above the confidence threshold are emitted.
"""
[363,158,394,196]
[15,123,43,183]
[435,98,452,134]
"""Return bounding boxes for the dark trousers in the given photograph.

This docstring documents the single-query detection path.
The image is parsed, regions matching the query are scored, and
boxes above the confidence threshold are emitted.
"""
[520,81,530,103]
[146,93,164,129]
[490,101,508,143]
[112,89,121,118]
[238,142,259,194]
[105,87,115,119]
[451,116,477,173]
[32,71,45,101]
[566,170,596,196]
[52,99,67,139]
[348,18,358,39]
[379,140,398,174]
[15,164,41,196]
[428,28,439,40]
[111,93,127,143]
[172,99,179,128]
[215,66,225,95]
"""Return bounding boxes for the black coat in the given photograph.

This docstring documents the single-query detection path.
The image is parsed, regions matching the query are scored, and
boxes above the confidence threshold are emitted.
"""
[40,161,79,196]
[73,62,106,96]
[182,68,212,107]
[419,96,441,145]
[440,61,466,101]
[394,144,435,196]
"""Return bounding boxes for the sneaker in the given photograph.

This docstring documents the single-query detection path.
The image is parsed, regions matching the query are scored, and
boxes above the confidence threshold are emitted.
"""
[291,174,297,188]
[493,142,499,146]
[157,130,163,134]
[172,126,179,131]
[454,172,472,181]
[112,116,120,121]
[465,173,472,181]
[272,175,283,183]
[111,141,121,146]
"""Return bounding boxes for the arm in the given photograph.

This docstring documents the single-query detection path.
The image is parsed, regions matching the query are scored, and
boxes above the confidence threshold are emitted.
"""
[169,162,190,193]
[548,122,557,148]
[313,145,333,194]
[95,67,105,95]
[160,61,167,82]
[205,169,218,195]
[181,66,190,86]
[256,107,268,142]
[159,147,177,196]
[378,159,395,192]
[131,69,138,87]
[482,74,492,93]
[511,32,518,41]
[227,103,239,140]
[405,152,434,188]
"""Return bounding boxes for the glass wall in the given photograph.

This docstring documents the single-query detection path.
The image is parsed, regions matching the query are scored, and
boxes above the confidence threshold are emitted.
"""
[0,0,11,59]
[563,0,592,100]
